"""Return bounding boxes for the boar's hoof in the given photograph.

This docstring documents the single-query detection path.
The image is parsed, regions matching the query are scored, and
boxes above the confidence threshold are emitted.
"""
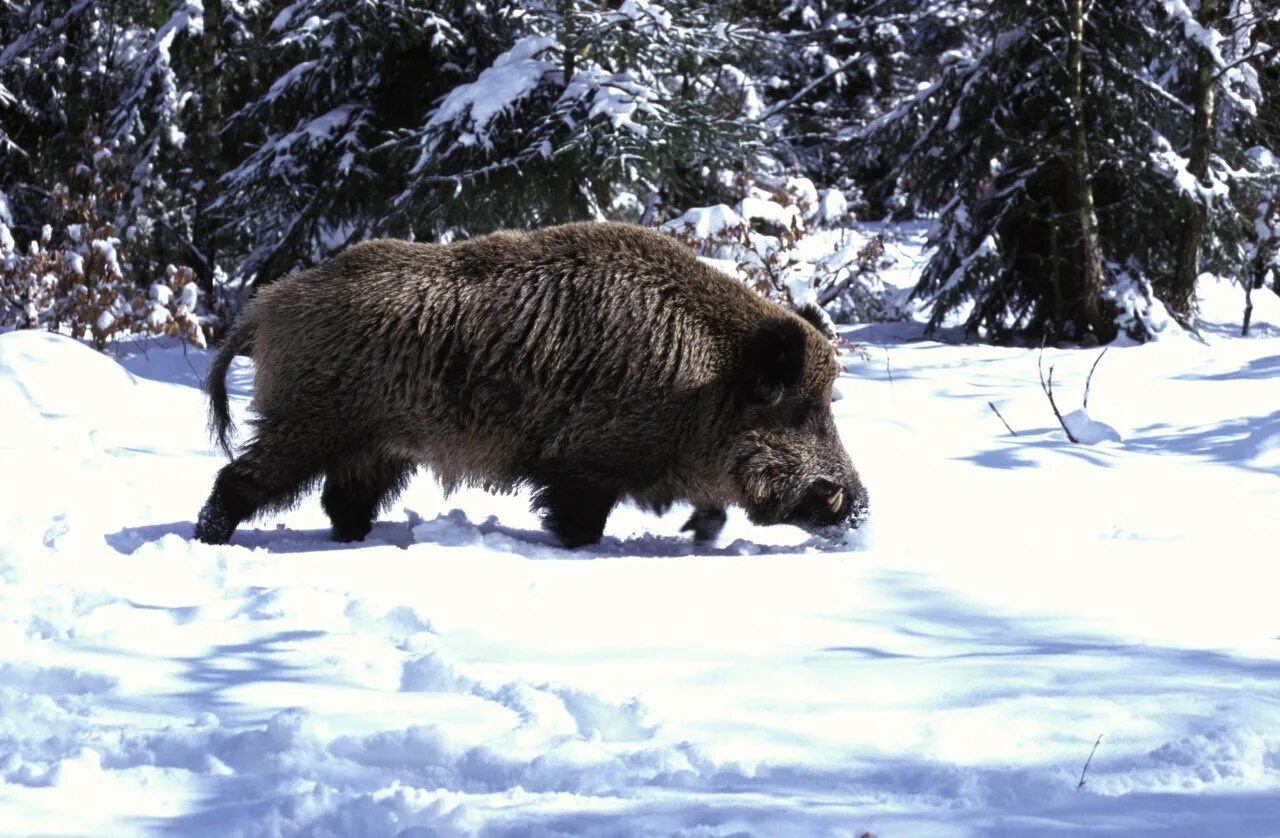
[194,502,237,545]
[533,482,618,549]
[331,521,373,543]
[543,511,609,548]
[682,506,728,544]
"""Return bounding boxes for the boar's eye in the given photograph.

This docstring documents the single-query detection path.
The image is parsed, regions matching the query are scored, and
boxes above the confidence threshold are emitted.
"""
[789,398,823,429]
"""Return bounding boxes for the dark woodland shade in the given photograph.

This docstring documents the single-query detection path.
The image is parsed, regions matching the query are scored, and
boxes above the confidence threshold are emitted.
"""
[0,1,1276,342]
[855,1,1279,341]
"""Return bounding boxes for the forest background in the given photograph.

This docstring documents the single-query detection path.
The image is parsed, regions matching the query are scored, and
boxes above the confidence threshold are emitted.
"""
[2,0,1278,348]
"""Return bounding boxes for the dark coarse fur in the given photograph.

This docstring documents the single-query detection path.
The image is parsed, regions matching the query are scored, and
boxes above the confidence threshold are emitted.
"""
[195,222,868,548]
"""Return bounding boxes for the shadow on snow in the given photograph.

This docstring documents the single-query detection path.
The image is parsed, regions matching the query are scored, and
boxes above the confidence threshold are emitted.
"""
[104,508,862,559]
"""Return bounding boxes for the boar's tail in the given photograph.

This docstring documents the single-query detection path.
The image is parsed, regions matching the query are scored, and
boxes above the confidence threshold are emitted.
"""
[206,311,255,458]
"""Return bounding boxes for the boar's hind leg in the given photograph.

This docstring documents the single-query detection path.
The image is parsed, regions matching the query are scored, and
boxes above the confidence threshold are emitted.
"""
[532,481,619,549]
[681,506,728,544]
[195,440,322,545]
[321,455,416,543]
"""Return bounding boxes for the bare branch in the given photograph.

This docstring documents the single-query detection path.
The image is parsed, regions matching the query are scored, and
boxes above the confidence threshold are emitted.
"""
[1213,44,1280,84]
[1078,735,1103,789]
[883,345,894,403]
[1082,347,1109,410]
[988,401,1018,436]
[760,51,865,121]
[1039,344,1078,443]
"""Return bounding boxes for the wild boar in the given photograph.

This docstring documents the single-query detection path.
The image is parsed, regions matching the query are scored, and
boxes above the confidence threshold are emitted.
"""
[195,222,868,548]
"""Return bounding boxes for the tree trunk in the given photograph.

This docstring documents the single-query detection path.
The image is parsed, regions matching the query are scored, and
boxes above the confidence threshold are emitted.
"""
[1066,0,1111,341]
[1171,0,1221,319]
[62,6,91,159]
[560,0,576,85]
[193,0,224,302]
[1242,280,1254,336]
[1245,202,1278,336]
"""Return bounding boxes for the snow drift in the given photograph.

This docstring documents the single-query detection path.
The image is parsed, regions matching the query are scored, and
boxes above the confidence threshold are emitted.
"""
[3,276,1280,835]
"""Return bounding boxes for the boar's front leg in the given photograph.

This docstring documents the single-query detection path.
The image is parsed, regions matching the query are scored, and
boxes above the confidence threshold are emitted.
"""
[322,455,417,542]
[682,506,727,544]
[532,480,618,549]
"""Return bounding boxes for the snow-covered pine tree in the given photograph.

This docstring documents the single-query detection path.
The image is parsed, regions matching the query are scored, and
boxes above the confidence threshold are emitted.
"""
[860,0,1280,342]
[1161,0,1280,321]
[855,1,1148,342]
[734,0,963,215]
[1257,7,1280,299]
[850,6,1066,339]
[0,0,118,243]
[391,0,762,239]
[216,0,467,284]
[107,0,215,291]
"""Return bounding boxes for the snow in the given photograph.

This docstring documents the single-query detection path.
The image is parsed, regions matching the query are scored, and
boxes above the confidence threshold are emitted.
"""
[1197,272,1280,332]
[427,36,557,144]
[1107,269,1175,340]
[150,281,173,305]
[3,269,1280,833]
[816,187,849,225]
[661,203,744,239]
[1061,409,1122,445]
[265,59,319,102]
[563,70,657,137]
[92,238,122,277]
[617,0,672,30]
[1159,0,1224,59]
[1151,133,1230,204]
[1246,146,1277,170]
[739,195,799,228]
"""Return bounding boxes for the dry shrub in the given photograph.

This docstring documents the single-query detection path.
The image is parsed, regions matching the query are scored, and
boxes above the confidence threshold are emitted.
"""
[1,139,214,350]
[662,175,897,335]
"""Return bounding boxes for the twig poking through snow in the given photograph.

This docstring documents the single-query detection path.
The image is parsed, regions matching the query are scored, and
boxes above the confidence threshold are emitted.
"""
[1083,347,1109,410]
[1243,282,1254,338]
[988,401,1017,436]
[882,345,895,403]
[1078,734,1103,789]
[1039,345,1079,443]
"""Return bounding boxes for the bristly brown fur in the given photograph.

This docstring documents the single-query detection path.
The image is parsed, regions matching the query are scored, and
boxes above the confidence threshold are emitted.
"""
[196,222,867,547]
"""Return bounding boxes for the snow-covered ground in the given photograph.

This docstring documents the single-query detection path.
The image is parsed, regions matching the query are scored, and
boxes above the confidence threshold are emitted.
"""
[3,262,1280,836]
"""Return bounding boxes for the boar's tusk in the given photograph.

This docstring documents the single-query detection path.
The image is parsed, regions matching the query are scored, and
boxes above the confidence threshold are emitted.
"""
[827,487,844,513]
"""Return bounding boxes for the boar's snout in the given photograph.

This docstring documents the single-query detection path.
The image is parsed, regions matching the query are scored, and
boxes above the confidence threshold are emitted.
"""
[735,427,870,534]
[793,475,870,530]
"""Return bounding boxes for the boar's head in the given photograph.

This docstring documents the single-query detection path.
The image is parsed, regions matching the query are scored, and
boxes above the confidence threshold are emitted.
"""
[728,315,869,533]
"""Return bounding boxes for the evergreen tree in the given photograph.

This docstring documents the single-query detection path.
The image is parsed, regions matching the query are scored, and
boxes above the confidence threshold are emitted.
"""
[732,0,964,213]
[215,0,467,283]
[1163,0,1280,321]
[108,0,212,287]
[392,1,762,240]
[1,0,121,241]
[3,0,1277,332]
[0,0,236,291]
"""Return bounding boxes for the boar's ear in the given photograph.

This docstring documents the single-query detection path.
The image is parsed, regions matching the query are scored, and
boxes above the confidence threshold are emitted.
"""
[794,302,836,341]
[741,316,806,406]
